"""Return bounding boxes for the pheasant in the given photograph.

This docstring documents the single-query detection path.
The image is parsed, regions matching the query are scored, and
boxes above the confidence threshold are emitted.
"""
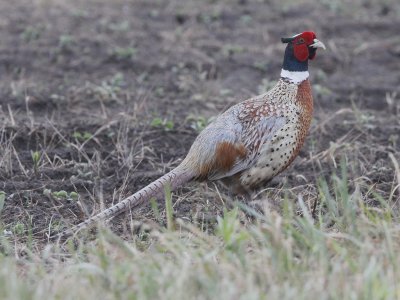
[57,31,325,238]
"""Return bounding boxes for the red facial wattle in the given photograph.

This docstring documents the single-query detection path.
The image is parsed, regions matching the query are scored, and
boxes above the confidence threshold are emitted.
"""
[294,43,309,62]
[293,31,317,61]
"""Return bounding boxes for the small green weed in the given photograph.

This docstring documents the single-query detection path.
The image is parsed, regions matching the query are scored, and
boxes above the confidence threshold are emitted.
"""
[113,47,137,60]
[222,44,245,57]
[150,117,174,131]
[30,151,41,173]
[164,184,174,231]
[12,223,25,236]
[108,21,130,32]
[0,191,5,214]
[72,131,92,141]
[58,35,75,49]
[186,115,208,132]
[21,26,41,42]
[44,189,79,201]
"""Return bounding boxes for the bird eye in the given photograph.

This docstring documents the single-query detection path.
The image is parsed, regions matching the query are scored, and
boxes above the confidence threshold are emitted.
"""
[298,38,305,43]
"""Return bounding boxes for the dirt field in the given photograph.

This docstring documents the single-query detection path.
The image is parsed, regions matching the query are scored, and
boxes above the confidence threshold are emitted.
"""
[1,0,399,244]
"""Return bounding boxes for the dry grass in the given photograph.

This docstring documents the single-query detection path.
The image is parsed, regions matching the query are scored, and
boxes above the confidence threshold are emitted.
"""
[1,168,400,299]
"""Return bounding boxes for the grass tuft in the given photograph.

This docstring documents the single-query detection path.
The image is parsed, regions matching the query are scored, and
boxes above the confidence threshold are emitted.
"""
[1,165,400,299]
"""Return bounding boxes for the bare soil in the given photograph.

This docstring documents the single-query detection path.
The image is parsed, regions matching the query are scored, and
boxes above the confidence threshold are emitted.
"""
[0,0,399,243]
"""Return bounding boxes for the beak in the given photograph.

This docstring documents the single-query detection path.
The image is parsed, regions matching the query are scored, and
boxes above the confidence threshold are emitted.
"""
[310,39,326,50]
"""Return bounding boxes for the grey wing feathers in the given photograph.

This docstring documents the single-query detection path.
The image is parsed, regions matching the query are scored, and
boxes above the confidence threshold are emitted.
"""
[185,106,242,169]
[208,115,286,180]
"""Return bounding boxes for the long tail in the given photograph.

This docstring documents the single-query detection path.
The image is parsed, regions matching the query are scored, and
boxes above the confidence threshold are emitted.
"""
[55,165,194,239]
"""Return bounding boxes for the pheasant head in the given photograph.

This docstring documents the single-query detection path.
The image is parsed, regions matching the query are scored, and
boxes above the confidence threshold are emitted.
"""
[280,31,326,84]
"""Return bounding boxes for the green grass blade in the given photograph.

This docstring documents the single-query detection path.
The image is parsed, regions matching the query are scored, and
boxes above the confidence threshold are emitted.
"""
[164,184,174,231]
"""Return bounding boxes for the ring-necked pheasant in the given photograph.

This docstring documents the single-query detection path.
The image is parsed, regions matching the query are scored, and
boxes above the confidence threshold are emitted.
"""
[58,31,326,238]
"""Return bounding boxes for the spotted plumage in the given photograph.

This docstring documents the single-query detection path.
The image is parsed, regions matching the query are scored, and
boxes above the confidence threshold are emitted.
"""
[57,31,326,239]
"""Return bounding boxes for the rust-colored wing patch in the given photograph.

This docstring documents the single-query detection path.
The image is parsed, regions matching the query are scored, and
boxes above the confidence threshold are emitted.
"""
[197,142,247,179]
[215,141,247,171]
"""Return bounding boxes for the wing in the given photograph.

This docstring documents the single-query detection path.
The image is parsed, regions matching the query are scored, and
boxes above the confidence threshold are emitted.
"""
[208,112,286,180]
[183,97,286,181]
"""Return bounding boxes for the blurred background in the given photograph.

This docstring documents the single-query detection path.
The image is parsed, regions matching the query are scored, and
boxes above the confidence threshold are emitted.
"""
[1,0,399,117]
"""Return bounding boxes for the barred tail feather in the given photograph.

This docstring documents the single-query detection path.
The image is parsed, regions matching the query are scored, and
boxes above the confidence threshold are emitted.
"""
[55,166,194,239]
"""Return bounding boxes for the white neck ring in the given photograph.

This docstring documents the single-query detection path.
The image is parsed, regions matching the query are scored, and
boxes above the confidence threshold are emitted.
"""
[280,69,309,84]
